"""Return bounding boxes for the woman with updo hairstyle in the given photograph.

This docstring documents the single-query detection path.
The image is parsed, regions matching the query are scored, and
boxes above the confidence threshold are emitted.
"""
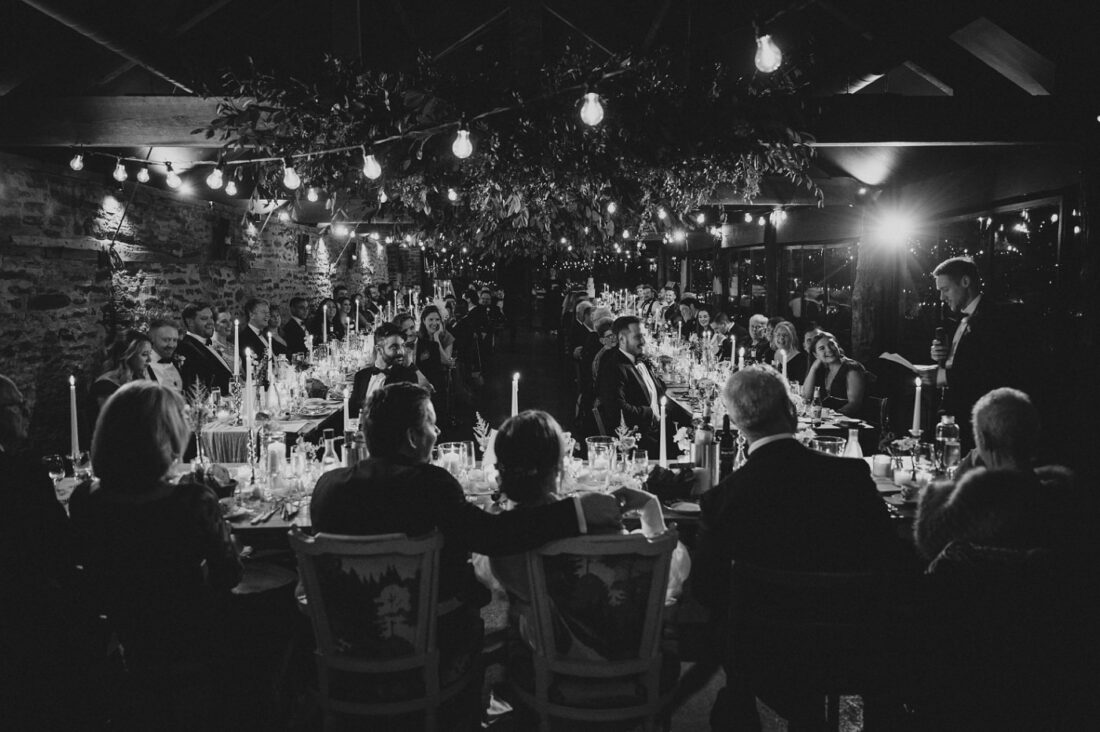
[87,330,153,428]
[801,331,868,417]
[68,381,241,681]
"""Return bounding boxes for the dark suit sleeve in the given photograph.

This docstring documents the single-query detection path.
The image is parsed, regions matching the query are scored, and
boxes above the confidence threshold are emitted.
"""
[427,469,582,555]
[692,482,736,615]
[844,460,908,571]
[348,369,369,416]
[597,359,655,430]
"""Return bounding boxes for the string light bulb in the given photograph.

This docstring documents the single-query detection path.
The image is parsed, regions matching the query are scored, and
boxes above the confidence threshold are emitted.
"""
[378,188,388,203]
[447,187,458,202]
[361,151,382,180]
[278,209,290,222]
[205,163,224,190]
[282,158,300,190]
[136,166,150,183]
[69,152,84,171]
[579,91,604,126]
[225,176,238,196]
[744,212,753,223]
[165,162,182,189]
[607,201,618,214]
[696,212,706,224]
[755,33,783,73]
[622,229,631,239]
[452,128,473,159]
[657,207,668,220]
[112,158,128,182]
[307,187,319,202]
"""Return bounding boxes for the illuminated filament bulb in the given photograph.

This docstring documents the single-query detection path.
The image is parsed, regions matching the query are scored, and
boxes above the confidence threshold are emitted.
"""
[307,187,319,202]
[361,152,382,180]
[607,201,618,214]
[165,162,182,189]
[69,152,84,171]
[225,178,238,196]
[205,164,224,190]
[755,34,783,73]
[378,188,388,203]
[136,166,150,183]
[282,159,300,190]
[579,92,604,126]
[452,129,473,159]
[112,158,128,182]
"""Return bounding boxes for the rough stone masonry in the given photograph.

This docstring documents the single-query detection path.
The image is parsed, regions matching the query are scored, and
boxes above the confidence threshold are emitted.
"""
[0,151,386,453]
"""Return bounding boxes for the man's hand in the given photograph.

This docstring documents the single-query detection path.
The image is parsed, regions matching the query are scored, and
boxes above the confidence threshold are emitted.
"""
[930,340,950,364]
[578,492,622,529]
[573,346,583,360]
[613,487,657,512]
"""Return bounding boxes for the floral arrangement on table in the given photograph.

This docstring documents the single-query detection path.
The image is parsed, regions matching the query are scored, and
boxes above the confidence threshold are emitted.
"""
[613,417,640,455]
[673,426,693,458]
[184,381,213,461]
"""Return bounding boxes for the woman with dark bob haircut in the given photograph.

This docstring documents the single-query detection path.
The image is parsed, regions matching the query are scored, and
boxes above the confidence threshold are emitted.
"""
[68,381,241,706]
[801,331,868,417]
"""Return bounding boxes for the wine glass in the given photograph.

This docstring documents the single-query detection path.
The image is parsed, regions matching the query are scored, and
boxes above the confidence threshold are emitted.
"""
[43,454,65,483]
[73,451,93,481]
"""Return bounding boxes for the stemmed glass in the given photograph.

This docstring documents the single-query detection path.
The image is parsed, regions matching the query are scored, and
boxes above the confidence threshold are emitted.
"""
[43,454,65,483]
[72,451,93,482]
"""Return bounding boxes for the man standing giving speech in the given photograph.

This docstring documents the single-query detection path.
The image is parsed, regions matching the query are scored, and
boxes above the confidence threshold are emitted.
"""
[929,257,1020,451]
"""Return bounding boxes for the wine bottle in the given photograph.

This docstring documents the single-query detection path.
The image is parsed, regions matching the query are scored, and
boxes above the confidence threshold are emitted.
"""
[811,387,823,425]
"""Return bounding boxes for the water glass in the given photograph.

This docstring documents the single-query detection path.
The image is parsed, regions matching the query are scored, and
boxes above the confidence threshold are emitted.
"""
[462,441,477,470]
[436,442,466,477]
[632,449,650,478]
[810,436,846,456]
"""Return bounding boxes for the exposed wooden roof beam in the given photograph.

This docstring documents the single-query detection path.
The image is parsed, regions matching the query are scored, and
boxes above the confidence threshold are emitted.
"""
[950,17,1055,96]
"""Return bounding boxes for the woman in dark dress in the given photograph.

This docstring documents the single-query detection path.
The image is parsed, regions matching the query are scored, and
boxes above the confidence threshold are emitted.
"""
[416,306,457,422]
[69,382,241,673]
[771,321,809,385]
[87,331,152,429]
[801,332,868,417]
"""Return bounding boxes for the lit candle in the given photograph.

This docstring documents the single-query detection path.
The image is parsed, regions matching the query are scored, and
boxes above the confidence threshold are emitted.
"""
[322,305,328,343]
[354,298,360,333]
[738,347,745,370]
[511,372,520,417]
[911,377,922,436]
[244,348,254,428]
[343,386,351,428]
[266,333,274,384]
[233,319,240,377]
[659,396,668,468]
[778,349,787,382]
[68,375,79,459]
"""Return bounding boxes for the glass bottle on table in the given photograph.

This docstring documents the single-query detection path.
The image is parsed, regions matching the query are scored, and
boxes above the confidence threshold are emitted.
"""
[935,415,961,474]
[694,403,714,468]
[319,428,341,473]
[810,387,823,426]
[842,428,863,459]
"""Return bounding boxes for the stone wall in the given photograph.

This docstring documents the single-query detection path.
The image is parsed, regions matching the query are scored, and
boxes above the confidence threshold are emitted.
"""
[0,151,386,453]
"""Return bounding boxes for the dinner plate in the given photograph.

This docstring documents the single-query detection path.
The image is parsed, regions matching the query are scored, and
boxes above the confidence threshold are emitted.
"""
[667,501,701,513]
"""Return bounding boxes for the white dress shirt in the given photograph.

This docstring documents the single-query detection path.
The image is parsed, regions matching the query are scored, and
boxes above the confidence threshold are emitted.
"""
[148,358,183,393]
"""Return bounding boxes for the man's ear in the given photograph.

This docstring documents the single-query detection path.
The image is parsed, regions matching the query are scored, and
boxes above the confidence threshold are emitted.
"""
[959,274,972,291]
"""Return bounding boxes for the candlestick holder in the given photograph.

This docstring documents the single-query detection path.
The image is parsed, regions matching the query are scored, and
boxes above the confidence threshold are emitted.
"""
[908,429,923,441]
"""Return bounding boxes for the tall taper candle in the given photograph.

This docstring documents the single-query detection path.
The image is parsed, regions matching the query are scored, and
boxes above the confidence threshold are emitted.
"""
[244,348,254,428]
[738,347,745,370]
[233,319,240,377]
[343,387,351,428]
[911,377,922,436]
[266,333,274,384]
[69,375,79,458]
[354,299,360,334]
[779,349,787,382]
[658,396,668,468]
[322,306,328,343]
[511,373,520,417]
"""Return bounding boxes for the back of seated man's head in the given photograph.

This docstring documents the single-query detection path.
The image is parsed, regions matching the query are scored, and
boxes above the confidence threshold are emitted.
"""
[723,366,797,440]
[594,317,615,340]
[361,382,433,461]
[575,300,594,321]
[972,388,1038,468]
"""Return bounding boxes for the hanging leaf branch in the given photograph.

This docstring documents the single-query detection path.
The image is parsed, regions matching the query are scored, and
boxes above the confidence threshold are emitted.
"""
[200,49,820,261]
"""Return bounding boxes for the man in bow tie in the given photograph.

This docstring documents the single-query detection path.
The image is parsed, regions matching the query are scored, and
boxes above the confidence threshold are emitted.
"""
[929,257,1020,451]
[146,319,183,393]
[177,302,233,395]
[238,298,271,363]
[595,315,691,455]
[284,297,310,357]
[347,323,431,424]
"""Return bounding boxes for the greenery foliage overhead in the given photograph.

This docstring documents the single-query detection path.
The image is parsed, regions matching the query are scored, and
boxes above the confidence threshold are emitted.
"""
[200,50,820,262]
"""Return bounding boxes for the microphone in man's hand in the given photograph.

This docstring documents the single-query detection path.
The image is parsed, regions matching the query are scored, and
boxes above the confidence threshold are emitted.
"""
[934,326,947,365]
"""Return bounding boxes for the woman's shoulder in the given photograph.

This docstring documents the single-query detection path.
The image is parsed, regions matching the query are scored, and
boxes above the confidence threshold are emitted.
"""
[91,374,121,392]
[842,358,867,374]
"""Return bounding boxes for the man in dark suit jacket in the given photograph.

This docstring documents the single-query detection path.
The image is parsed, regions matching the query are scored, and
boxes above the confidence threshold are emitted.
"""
[347,323,431,421]
[311,383,620,609]
[693,367,904,729]
[237,298,270,363]
[283,297,310,358]
[177,302,233,395]
[930,257,1021,451]
[595,316,691,454]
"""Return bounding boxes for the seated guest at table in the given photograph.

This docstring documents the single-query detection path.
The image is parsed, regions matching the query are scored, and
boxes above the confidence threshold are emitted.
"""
[568,300,595,361]
[661,286,682,328]
[310,385,622,713]
[577,315,612,435]
[678,297,700,338]
[489,410,685,652]
[348,322,431,419]
[178,302,233,396]
[146,318,184,393]
[237,298,270,362]
[801,332,867,417]
[914,388,1078,562]
[393,311,418,340]
[284,297,310,357]
[307,298,339,343]
[770,321,808,384]
[213,307,235,359]
[415,306,456,394]
[90,330,152,423]
[748,313,770,362]
[265,306,290,357]
[596,316,692,455]
[712,311,749,361]
[590,317,618,385]
[694,305,713,337]
[334,296,353,338]
[694,367,901,729]
[69,382,241,721]
[638,283,659,323]
[801,322,823,359]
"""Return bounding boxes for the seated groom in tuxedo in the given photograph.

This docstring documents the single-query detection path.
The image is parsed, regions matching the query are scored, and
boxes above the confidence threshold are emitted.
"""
[145,318,183,393]
[177,302,233,395]
[594,315,691,454]
[347,323,431,423]
[694,366,904,729]
[237,298,270,363]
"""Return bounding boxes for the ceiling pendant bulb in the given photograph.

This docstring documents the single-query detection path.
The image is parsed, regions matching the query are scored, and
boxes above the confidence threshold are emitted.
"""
[282,159,300,190]
[452,128,473,159]
[579,92,604,126]
[136,166,150,183]
[378,188,388,204]
[755,34,783,73]
[225,178,238,196]
[447,187,458,202]
[165,162,182,189]
[69,152,84,171]
[112,158,128,182]
[205,164,224,190]
[307,187,319,202]
[361,151,382,180]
